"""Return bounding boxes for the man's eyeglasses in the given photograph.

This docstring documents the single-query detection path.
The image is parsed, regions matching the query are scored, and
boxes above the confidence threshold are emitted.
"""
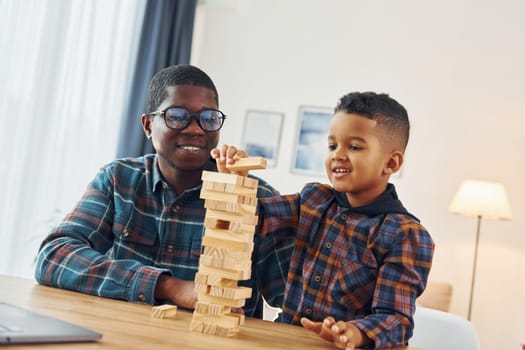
[149,106,226,132]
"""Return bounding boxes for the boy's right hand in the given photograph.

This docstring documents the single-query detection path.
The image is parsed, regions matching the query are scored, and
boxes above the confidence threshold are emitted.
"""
[301,317,370,350]
[210,144,249,176]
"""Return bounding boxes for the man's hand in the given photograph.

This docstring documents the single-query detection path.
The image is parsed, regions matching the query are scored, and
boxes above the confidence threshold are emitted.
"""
[210,144,249,176]
[154,275,197,309]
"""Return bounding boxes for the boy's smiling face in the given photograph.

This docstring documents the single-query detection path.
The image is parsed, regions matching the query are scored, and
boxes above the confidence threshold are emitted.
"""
[325,112,402,207]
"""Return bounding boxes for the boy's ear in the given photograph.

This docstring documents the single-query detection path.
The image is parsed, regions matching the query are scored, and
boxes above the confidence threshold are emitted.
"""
[383,151,404,175]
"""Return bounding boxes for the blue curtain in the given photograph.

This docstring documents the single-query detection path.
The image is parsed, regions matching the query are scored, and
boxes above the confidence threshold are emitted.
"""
[116,0,197,158]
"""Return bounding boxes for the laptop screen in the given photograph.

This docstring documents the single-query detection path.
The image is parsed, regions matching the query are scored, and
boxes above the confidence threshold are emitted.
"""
[0,301,102,344]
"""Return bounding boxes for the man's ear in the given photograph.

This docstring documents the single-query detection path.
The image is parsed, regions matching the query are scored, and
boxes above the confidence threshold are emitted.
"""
[383,151,404,175]
[141,114,152,139]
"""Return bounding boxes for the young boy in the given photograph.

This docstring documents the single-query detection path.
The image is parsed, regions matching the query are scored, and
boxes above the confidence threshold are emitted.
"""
[212,91,434,349]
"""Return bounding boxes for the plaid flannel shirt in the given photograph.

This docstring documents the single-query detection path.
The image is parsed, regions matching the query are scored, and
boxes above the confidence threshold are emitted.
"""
[257,182,434,348]
[35,154,291,318]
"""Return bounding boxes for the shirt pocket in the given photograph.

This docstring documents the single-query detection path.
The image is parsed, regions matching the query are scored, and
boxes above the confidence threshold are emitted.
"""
[112,213,157,264]
[330,257,378,313]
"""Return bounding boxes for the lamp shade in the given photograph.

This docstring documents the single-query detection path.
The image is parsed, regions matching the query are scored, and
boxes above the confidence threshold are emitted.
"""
[449,180,512,220]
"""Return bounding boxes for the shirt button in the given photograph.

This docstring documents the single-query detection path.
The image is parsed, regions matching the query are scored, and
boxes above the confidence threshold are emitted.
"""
[138,294,146,302]
[173,205,181,213]
[167,245,174,253]
[325,242,332,249]
[122,229,129,238]
[341,214,348,220]
[314,275,321,282]
[305,308,312,315]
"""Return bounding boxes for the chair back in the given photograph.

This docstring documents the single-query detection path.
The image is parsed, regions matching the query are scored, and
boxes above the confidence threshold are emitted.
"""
[410,306,480,350]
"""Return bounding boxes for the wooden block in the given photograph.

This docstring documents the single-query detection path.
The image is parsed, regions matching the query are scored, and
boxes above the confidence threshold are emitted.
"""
[198,264,251,281]
[204,227,253,244]
[205,209,258,226]
[222,257,251,271]
[151,304,178,319]
[201,171,243,185]
[202,235,254,253]
[209,285,252,300]
[204,199,257,215]
[205,182,256,196]
[206,275,238,287]
[225,157,267,171]
[202,322,217,335]
[194,303,232,317]
[190,313,241,336]
[242,177,259,189]
[227,221,257,234]
[194,272,208,285]
[195,302,209,314]
[203,181,226,192]
[203,246,251,260]
[215,326,240,337]
[190,319,204,332]
[222,286,253,299]
[199,255,251,280]
[201,182,257,196]
[200,189,251,204]
[224,183,257,195]
[195,254,224,270]
[194,282,210,294]
[198,293,246,308]
[198,294,246,307]
[200,247,251,270]
[225,312,245,326]
[204,217,231,230]
[209,303,230,316]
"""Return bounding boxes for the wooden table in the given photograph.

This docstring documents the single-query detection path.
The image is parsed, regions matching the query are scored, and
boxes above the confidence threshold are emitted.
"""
[0,274,419,349]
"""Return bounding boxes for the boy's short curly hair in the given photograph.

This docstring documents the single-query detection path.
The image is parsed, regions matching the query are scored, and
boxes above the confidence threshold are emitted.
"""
[335,91,410,151]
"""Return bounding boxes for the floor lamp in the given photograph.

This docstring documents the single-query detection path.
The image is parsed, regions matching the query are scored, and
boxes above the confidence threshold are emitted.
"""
[448,180,512,321]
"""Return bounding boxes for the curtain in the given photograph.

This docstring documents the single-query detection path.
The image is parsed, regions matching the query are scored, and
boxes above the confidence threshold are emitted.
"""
[116,0,198,158]
[0,0,144,278]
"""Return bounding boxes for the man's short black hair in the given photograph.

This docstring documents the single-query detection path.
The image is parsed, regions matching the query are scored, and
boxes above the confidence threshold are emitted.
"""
[145,64,218,113]
[335,91,410,150]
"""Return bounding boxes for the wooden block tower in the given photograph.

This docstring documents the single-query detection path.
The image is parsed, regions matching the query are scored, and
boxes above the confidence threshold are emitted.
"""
[190,157,267,337]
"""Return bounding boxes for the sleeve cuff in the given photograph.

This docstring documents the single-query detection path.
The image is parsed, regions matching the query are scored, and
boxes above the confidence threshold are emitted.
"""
[128,266,172,304]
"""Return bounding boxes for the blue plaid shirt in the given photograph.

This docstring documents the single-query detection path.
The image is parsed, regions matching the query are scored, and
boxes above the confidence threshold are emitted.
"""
[258,183,434,348]
[35,154,291,317]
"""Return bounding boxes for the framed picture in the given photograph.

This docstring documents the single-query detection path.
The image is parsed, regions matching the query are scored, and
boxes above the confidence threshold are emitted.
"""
[241,110,284,168]
[291,105,334,176]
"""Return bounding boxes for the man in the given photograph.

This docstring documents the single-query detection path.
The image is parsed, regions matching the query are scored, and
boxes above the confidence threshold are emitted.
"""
[35,64,291,317]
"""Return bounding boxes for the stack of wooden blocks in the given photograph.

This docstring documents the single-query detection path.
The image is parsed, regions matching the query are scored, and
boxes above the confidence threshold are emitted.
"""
[190,157,267,337]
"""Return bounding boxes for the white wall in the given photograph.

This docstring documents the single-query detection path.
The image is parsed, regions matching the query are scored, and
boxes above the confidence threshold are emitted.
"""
[192,1,525,349]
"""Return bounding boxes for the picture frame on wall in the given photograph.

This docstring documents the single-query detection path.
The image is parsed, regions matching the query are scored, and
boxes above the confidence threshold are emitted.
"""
[241,110,284,168]
[291,105,334,176]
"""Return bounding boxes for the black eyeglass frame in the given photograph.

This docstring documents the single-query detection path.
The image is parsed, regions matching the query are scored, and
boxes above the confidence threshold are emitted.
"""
[149,106,227,132]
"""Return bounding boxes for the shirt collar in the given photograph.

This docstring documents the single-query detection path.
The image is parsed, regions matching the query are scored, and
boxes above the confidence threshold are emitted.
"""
[334,183,416,220]
[150,155,219,198]
[151,155,165,192]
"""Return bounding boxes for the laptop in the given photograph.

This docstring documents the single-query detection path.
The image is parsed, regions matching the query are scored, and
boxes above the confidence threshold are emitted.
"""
[0,301,102,344]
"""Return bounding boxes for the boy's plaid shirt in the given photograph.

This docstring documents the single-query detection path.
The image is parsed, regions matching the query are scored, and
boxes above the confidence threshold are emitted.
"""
[258,182,434,349]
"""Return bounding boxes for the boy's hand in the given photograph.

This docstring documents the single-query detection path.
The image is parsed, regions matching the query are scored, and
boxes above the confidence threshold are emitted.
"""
[301,317,368,350]
[301,317,337,342]
[210,144,249,176]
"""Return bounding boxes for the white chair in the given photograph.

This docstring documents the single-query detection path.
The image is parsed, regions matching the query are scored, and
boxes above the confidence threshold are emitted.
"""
[410,306,480,350]
[262,297,282,322]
